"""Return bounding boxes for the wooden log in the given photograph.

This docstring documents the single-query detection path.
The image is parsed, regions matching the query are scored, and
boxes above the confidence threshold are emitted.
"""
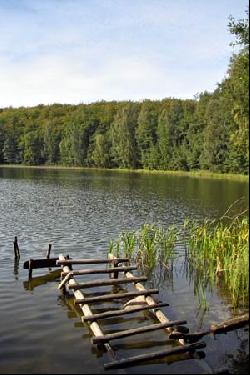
[46,244,52,259]
[210,313,249,334]
[68,276,147,290]
[83,302,170,322]
[61,266,137,278]
[104,342,206,369]
[14,236,20,258]
[74,289,159,305]
[113,259,119,279]
[58,273,71,290]
[213,368,230,374]
[23,258,60,269]
[108,253,185,345]
[92,319,187,344]
[28,259,33,279]
[169,313,249,343]
[58,254,115,358]
[56,258,129,266]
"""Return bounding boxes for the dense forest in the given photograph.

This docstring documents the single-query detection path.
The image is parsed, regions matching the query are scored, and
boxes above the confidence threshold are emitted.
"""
[0,11,248,174]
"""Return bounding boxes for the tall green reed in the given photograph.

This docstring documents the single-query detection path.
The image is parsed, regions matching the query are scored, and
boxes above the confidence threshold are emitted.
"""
[184,216,249,308]
[107,212,249,309]
[109,224,178,272]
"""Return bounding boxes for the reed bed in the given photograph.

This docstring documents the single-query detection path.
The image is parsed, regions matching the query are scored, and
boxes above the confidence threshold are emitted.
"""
[108,213,249,309]
[184,216,249,309]
[108,224,178,272]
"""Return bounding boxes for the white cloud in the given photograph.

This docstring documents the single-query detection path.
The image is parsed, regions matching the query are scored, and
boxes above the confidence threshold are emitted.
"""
[0,49,226,107]
[0,0,247,107]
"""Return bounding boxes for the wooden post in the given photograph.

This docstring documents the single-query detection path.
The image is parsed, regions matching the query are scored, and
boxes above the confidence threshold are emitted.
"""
[28,259,33,279]
[13,236,20,258]
[113,259,119,279]
[46,244,52,259]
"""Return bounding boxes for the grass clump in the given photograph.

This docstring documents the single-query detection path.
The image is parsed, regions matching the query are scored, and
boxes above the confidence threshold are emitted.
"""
[185,216,249,308]
[108,209,249,309]
[108,224,178,272]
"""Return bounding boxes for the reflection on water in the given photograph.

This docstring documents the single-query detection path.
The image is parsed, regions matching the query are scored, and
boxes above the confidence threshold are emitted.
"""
[13,257,19,280]
[23,269,62,291]
[0,167,248,374]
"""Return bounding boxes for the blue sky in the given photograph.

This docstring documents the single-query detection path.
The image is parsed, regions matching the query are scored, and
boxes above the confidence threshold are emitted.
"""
[0,0,248,107]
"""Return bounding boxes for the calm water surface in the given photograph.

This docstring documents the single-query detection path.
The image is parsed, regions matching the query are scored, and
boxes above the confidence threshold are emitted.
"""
[0,167,248,374]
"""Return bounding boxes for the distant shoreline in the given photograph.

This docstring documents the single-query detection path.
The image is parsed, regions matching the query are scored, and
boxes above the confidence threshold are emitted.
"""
[0,164,248,182]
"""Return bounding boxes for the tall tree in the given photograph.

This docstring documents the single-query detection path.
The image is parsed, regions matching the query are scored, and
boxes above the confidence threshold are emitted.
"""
[110,103,139,168]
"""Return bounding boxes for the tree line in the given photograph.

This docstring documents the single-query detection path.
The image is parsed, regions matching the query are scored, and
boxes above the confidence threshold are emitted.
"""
[0,10,248,174]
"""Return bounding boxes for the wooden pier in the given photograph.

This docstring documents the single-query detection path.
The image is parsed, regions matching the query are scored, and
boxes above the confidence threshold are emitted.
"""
[23,250,249,371]
[55,253,206,369]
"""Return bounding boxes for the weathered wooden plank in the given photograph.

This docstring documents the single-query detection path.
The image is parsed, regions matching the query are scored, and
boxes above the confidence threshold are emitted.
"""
[57,258,129,265]
[61,265,137,278]
[92,319,187,344]
[23,258,60,269]
[104,342,206,369]
[74,289,159,305]
[68,276,147,290]
[169,313,249,343]
[210,313,249,334]
[83,302,170,322]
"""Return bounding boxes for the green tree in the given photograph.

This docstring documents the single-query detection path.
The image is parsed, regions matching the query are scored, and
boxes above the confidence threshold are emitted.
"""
[110,103,139,168]
[91,133,111,167]
[22,130,45,165]
[136,102,158,168]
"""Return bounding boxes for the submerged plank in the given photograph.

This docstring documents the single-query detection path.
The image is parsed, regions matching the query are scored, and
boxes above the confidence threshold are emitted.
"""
[83,302,169,321]
[104,342,206,369]
[69,276,147,290]
[74,289,159,304]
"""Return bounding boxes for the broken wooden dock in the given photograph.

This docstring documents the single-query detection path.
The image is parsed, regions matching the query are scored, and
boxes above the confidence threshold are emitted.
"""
[23,250,249,371]
[55,253,207,369]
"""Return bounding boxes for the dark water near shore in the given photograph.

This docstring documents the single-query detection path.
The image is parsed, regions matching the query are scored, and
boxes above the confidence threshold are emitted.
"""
[0,167,248,374]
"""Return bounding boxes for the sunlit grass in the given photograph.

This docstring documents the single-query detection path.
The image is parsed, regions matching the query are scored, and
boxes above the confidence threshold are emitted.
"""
[0,164,248,181]
[108,214,249,309]
[183,215,249,309]
[108,224,178,272]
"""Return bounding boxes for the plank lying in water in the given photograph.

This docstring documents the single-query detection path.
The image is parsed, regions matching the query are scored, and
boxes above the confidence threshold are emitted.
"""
[74,289,159,305]
[83,302,169,321]
[23,258,60,269]
[169,313,249,343]
[61,265,137,278]
[104,342,206,369]
[68,276,147,290]
[57,258,129,265]
[92,319,187,344]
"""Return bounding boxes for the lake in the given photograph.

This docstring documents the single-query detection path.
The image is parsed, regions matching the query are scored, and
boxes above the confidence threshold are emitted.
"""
[0,167,248,374]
